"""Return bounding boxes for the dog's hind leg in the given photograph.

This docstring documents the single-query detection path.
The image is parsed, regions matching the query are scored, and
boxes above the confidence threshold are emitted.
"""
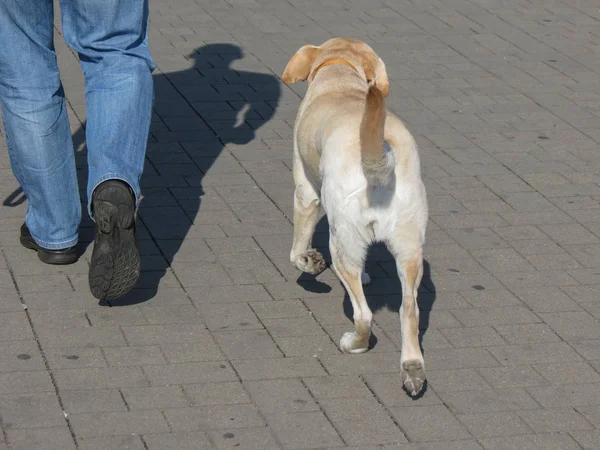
[330,236,372,354]
[289,171,326,275]
[388,230,426,396]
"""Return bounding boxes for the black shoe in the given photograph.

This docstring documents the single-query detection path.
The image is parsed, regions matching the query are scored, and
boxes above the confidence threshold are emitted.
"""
[88,180,140,300]
[20,224,79,265]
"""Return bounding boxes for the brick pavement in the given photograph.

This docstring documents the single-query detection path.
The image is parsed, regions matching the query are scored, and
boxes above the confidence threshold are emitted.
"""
[1,0,600,448]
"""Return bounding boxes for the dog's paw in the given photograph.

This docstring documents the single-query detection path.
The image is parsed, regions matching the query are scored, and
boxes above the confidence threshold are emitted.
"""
[292,249,326,274]
[361,271,371,285]
[401,359,426,397]
[340,331,369,354]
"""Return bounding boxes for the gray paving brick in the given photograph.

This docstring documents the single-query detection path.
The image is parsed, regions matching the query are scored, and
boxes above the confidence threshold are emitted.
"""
[102,345,167,366]
[207,427,280,449]
[233,356,326,380]
[488,342,582,366]
[322,396,408,445]
[457,412,532,438]
[426,369,491,392]
[571,430,600,450]
[143,432,213,450]
[122,385,189,409]
[512,287,582,312]
[391,405,470,442]
[54,367,149,390]
[539,311,600,341]
[159,340,224,363]
[516,407,594,433]
[198,302,262,331]
[478,433,582,450]
[70,410,169,438]
[451,306,540,327]
[478,366,548,389]
[440,388,539,414]
[6,427,76,450]
[266,411,343,449]
[0,341,45,373]
[245,378,318,414]
[36,325,126,349]
[0,370,53,394]
[0,392,66,429]
[45,347,107,370]
[164,404,265,432]
[440,326,506,347]
[61,389,126,414]
[527,384,600,407]
[0,312,33,341]
[184,381,250,406]
[143,361,237,385]
[214,329,283,360]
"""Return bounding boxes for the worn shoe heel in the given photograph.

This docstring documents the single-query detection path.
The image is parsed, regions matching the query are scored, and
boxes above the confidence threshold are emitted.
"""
[89,181,140,300]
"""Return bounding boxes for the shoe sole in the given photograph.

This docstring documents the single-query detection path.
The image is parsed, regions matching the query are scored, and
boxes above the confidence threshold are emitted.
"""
[89,184,140,300]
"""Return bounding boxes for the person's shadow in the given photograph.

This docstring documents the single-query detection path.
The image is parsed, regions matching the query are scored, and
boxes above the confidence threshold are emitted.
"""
[3,43,282,306]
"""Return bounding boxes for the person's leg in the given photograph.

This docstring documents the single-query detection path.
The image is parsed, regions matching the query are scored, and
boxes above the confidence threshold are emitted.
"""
[60,0,154,299]
[60,0,154,210]
[0,0,80,263]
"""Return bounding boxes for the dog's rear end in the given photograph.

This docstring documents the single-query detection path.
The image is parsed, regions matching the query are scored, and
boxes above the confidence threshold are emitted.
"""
[283,38,428,396]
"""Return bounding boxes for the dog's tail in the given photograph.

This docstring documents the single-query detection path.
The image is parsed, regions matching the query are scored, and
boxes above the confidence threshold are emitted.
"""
[360,84,394,186]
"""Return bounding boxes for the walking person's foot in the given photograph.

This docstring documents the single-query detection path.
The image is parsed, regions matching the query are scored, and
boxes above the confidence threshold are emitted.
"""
[20,224,78,265]
[89,180,140,300]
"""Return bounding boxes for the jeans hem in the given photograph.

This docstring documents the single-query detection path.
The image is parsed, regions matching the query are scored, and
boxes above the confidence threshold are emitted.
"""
[88,174,141,220]
[30,232,79,250]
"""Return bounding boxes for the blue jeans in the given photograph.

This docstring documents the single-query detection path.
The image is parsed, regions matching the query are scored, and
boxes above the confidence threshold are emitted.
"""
[0,0,155,249]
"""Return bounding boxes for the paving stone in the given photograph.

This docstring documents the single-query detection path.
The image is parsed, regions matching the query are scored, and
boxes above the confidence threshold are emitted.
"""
[6,427,76,450]
[321,396,408,446]
[184,381,251,406]
[527,384,600,407]
[571,430,600,450]
[390,405,470,442]
[54,367,149,390]
[61,389,126,414]
[244,378,318,414]
[143,361,237,385]
[266,411,343,449]
[207,427,280,449]
[164,404,265,432]
[488,342,583,366]
[69,410,169,437]
[233,356,326,380]
[457,412,532,438]
[539,311,600,341]
[213,329,283,360]
[478,433,582,450]
[0,392,66,429]
[516,407,594,433]
[439,388,539,414]
[122,385,190,410]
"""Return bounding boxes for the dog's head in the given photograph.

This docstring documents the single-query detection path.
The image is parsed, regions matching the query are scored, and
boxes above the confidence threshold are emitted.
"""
[281,38,389,97]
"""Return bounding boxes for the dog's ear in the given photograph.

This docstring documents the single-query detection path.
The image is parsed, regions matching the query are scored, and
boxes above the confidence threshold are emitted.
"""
[282,45,320,83]
[362,53,389,97]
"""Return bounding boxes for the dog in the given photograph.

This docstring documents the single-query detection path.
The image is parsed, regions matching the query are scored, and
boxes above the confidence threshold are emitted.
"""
[282,38,429,395]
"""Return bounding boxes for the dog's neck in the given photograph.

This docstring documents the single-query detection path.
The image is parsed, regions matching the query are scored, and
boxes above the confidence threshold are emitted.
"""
[312,58,358,79]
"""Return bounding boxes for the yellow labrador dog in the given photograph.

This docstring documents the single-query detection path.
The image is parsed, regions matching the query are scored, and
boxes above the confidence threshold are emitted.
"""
[282,38,428,395]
